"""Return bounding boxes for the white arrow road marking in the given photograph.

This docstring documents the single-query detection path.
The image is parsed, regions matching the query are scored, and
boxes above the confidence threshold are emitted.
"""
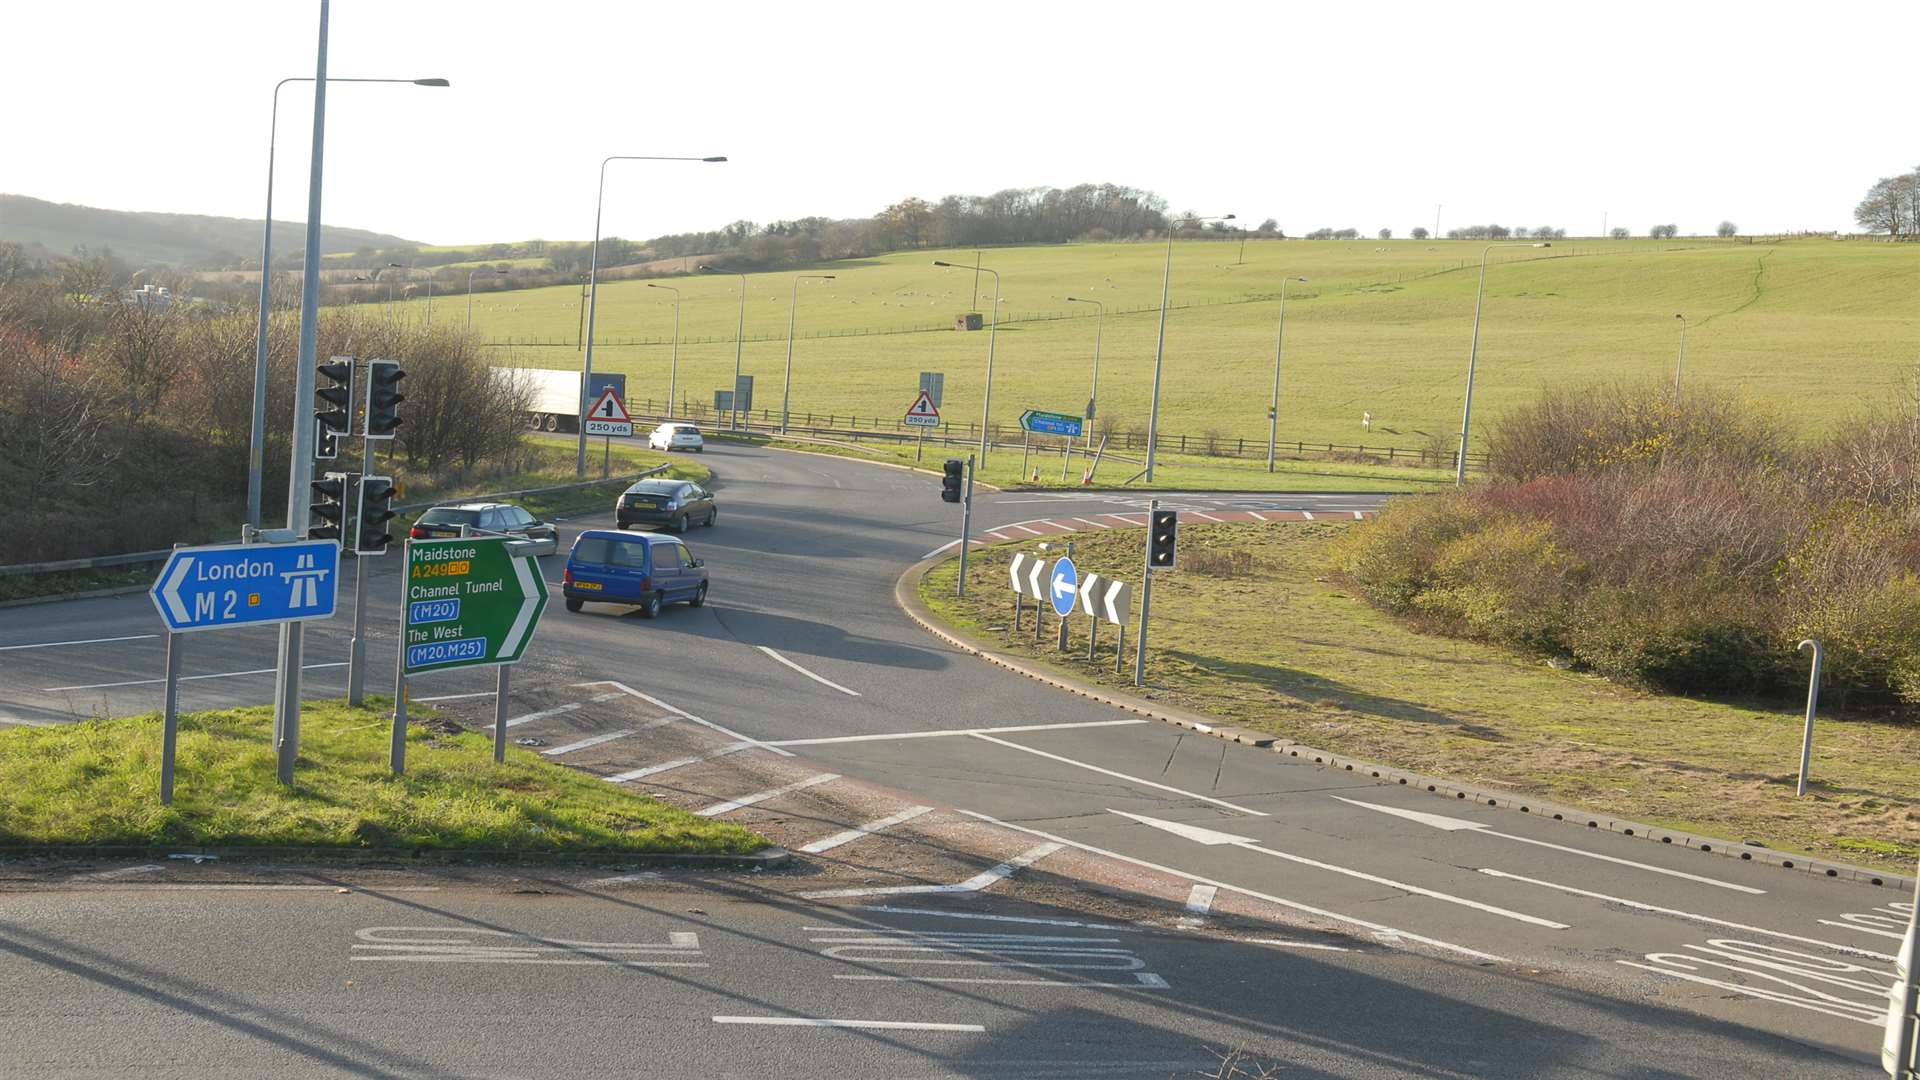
[972,735,1268,816]
[1110,810,1569,930]
[496,555,542,659]
[800,842,1062,900]
[757,646,861,696]
[1478,868,1893,962]
[1331,796,1765,894]
[960,810,1505,962]
[160,556,193,624]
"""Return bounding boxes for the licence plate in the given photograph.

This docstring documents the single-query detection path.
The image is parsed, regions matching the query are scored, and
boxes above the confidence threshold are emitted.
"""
[632,500,658,508]
[574,581,603,591]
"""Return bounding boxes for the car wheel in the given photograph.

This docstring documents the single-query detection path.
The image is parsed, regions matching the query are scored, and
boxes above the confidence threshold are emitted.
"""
[672,514,688,534]
[705,508,717,528]
[689,582,708,608]
[565,598,583,613]
[639,591,662,619]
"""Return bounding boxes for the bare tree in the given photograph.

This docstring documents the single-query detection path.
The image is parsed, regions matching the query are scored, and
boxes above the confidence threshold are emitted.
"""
[1377,228,1392,240]
[1610,227,1630,239]
[1411,226,1430,240]
[1649,224,1679,239]
[1716,220,1738,238]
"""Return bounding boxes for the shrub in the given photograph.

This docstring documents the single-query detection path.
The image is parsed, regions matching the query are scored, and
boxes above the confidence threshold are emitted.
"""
[1483,380,1790,483]
[1414,517,1579,654]
[1328,494,1484,613]
[1183,548,1258,577]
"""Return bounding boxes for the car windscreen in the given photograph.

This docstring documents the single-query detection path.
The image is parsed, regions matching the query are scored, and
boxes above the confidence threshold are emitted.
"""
[418,508,481,526]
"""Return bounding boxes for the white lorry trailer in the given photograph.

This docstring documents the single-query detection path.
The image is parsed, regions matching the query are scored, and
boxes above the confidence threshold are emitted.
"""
[496,367,629,433]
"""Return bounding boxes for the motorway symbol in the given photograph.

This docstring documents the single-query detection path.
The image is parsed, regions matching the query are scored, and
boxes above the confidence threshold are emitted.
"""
[149,541,339,633]
[904,389,941,428]
[1049,556,1079,617]
[1075,573,1133,625]
[402,537,548,675]
[584,386,633,437]
[1019,409,1084,438]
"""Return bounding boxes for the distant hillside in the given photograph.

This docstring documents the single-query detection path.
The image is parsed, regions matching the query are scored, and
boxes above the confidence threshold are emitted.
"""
[0,194,419,269]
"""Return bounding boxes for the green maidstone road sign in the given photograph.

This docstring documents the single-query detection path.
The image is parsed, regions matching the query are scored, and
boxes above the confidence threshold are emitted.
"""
[402,537,548,675]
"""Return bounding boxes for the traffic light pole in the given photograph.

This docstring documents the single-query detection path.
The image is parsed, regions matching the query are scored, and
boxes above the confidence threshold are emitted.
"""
[347,427,373,706]
[957,454,975,598]
[1134,498,1156,687]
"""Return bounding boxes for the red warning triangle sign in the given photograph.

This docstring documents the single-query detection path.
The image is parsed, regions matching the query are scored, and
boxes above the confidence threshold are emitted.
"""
[587,386,631,423]
[906,390,940,419]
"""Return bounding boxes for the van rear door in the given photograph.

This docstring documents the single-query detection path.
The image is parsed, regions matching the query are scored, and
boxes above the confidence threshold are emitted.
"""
[569,535,650,601]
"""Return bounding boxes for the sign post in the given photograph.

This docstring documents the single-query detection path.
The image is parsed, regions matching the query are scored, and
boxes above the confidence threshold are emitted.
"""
[1050,550,1077,652]
[585,385,633,480]
[905,388,941,462]
[391,535,548,774]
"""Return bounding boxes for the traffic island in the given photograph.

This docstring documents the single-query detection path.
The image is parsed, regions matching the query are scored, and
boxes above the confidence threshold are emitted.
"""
[0,700,769,862]
[906,520,1920,880]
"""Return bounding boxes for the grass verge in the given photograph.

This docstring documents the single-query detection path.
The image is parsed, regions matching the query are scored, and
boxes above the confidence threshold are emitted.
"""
[0,700,764,856]
[920,521,1920,870]
[767,436,1447,493]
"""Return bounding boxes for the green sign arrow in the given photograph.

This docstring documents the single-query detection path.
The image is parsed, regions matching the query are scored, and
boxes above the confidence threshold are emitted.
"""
[1018,409,1084,436]
[402,537,549,675]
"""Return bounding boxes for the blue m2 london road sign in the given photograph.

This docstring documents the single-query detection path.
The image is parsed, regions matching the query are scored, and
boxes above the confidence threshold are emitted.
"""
[149,540,340,633]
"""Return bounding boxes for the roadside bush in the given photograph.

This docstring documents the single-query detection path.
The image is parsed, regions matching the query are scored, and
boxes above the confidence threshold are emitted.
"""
[1182,548,1259,577]
[1414,517,1580,655]
[1328,494,1485,613]
[1483,380,1790,483]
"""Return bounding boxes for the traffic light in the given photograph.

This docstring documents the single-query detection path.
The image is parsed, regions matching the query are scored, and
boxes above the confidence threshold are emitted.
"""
[310,471,350,543]
[941,458,964,503]
[355,474,396,555]
[365,359,405,439]
[1148,509,1178,569]
[316,357,354,441]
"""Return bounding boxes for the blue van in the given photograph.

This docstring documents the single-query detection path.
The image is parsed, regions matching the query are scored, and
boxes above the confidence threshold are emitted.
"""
[562,530,708,619]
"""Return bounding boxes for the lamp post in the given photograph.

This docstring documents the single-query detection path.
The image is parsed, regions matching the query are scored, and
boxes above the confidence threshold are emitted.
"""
[1265,276,1308,472]
[646,283,681,416]
[934,260,1000,463]
[1145,214,1234,481]
[578,154,727,476]
[1673,313,1688,394]
[245,74,447,531]
[466,267,508,332]
[1456,241,1551,485]
[1065,296,1104,450]
[378,261,403,314]
[781,274,835,434]
[716,268,748,431]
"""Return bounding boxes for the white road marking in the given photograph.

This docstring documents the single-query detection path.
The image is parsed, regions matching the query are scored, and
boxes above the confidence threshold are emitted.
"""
[959,810,1506,963]
[834,972,1168,989]
[1818,919,1904,941]
[1248,938,1351,952]
[799,842,1062,900]
[697,773,839,817]
[1245,511,1269,522]
[852,907,1141,932]
[0,634,157,653]
[505,691,625,728]
[354,926,702,967]
[1300,510,1315,520]
[413,691,499,703]
[712,1017,983,1033]
[541,725,653,757]
[985,532,1011,541]
[0,716,49,727]
[1352,511,1366,520]
[1187,511,1227,523]
[586,681,794,757]
[1007,524,1046,536]
[800,805,934,854]
[1478,868,1895,962]
[71,864,164,881]
[1106,514,1147,526]
[1620,939,1893,1025]
[43,661,347,693]
[1331,796,1766,894]
[1072,516,1113,529]
[1185,885,1218,914]
[969,733,1269,816]
[604,742,752,783]
[756,647,861,697]
[1111,810,1568,930]
[98,884,440,892]
[767,718,1146,748]
[585,872,661,886]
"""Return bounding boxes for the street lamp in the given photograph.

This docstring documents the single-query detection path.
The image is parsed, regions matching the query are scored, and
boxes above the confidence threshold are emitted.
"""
[1265,276,1308,472]
[935,260,1001,463]
[245,74,447,530]
[646,283,681,416]
[1456,241,1551,484]
[1064,296,1104,451]
[782,274,835,433]
[1145,213,1234,481]
[1673,313,1688,394]
[700,266,750,432]
[378,261,404,313]
[579,154,727,476]
[466,267,508,332]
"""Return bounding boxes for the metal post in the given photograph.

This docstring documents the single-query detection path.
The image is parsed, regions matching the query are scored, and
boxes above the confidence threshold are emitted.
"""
[981,270,999,464]
[782,275,833,434]
[1458,241,1549,485]
[1012,590,1022,631]
[603,433,610,478]
[391,535,412,775]
[1087,607,1098,661]
[648,283,681,418]
[1797,639,1822,797]
[1674,313,1688,394]
[1267,277,1305,473]
[347,416,372,706]
[730,272,747,431]
[1145,216,1231,482]
[160,627,182,805]
[971,251,981,313]
[248,79,293,532]
[1021,429,1031,481]
[274,0,331,789]
[493,664,511,764]
[956,454,974,598]
[1115,616,1126,675]
[1134,498,1156,686]
[1057,541,1072,651]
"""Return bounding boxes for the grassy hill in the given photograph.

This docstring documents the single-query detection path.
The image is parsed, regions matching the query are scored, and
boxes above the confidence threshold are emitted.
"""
[370,236,1920,451]
[0,194,418,268]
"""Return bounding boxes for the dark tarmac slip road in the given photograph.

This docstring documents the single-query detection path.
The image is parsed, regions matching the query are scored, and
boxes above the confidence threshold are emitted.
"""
[0,441,1891,1077]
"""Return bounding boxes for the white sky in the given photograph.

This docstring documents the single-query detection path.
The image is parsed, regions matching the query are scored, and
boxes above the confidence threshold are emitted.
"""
[4,0,1915,246]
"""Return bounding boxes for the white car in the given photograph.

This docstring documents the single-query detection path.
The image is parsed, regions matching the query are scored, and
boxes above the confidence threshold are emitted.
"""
[648,422,705,453]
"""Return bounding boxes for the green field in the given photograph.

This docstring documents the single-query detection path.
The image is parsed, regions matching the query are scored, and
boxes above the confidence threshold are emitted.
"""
[368,237,1920,453]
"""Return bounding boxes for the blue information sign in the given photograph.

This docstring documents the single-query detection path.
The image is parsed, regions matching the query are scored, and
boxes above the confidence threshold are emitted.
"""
[149,540,340,634]
[1019,409,1085,438]
[1049,556,1079,617]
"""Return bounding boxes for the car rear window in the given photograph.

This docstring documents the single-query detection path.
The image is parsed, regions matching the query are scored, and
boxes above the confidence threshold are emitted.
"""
[672,425,701,435]
[418,508,480,526]
[627,480,680,495]
[571,537,647,567]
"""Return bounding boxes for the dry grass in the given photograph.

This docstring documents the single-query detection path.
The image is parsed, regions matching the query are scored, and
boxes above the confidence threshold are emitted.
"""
[922,521,1920,869]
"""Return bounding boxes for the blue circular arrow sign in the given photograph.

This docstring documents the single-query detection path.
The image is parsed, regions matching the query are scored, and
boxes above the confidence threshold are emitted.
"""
[1049,556,1079,617]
